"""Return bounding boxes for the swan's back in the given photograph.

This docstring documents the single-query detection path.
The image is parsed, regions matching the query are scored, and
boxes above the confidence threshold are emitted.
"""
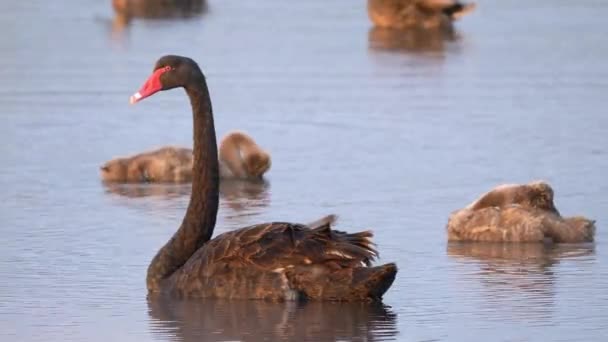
[368,0,439,29]
[447,206,548,242]
[447,206,596,243]
[367,0,475,30]
[164,220,397,301]
[138,147,193,182]
[100,146,193,183]
[466,181,559,214]
[112,0,206,18]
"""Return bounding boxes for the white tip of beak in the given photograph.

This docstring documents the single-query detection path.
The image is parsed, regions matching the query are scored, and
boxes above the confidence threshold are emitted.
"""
[129,92,142,105]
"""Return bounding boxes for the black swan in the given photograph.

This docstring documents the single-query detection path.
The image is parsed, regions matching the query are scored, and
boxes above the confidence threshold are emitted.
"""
[129,55,398,301]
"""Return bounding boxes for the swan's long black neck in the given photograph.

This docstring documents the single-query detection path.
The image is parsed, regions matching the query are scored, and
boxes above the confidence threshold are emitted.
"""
[146,75,219,292]
[184,79,219,242]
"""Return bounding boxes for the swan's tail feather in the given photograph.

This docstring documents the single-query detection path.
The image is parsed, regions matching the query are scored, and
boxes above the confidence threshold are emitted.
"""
[309,263,397,301]
[306,214,339,229]
[335,230,378,266]
[289,262,397,302]
[311,225,378,266]
[351,263,398,300]
[443,2,476,20]
[282,222,396,301]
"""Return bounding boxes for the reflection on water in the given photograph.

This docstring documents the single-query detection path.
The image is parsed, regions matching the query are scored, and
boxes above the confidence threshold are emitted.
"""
[447,243,596,322]
[219,179,271,219]
[447,243,596,264]
[148,296,398,342]
[102,179,269,198]
[2,0,608,340]
[103,182,192,199]
[368,26,458,54]
[102,179,271,223]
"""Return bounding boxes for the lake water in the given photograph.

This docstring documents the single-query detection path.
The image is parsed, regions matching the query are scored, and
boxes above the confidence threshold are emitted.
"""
[1,0,607,341]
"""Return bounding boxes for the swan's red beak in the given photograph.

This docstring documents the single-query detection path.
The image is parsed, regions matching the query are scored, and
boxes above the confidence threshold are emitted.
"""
[129,66,171,105]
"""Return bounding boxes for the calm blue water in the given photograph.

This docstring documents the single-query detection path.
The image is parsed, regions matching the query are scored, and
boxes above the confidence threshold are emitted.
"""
[1,0,607,341]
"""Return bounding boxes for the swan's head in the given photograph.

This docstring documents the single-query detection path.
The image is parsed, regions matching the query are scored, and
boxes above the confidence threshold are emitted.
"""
[528,181,559,215]
[245,150,272,179]
[129,55,204,104]
[564,216,596,242]
[100,158,128,182]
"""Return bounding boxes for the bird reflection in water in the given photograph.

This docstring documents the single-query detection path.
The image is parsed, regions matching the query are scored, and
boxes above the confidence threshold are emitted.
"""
[102,179,271,222]
[102,181,192,199]
[147,295,398,342]
[219,179,271,224]
[110,0,209,40]
[368,26,459,54]
[447,243,596,321]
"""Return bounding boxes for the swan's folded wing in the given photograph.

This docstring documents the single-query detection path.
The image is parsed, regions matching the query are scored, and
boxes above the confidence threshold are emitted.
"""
[237,221,378,270]
[187,218,378,276]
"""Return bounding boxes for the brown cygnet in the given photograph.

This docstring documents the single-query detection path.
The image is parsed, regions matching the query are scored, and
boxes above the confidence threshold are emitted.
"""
[218,131,271,180]
[367,0,476,30]
[100,146,193,183]
[447,181,596,243]
[100,131,271,183]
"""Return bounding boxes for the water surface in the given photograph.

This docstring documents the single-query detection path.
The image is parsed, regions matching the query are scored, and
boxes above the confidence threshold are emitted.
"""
[1,0,607,341]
